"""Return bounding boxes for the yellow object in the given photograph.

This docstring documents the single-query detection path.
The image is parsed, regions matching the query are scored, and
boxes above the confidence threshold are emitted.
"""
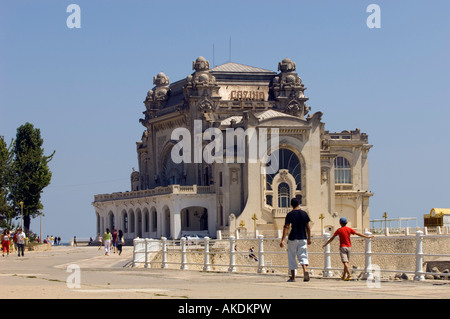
[424,208,450,227]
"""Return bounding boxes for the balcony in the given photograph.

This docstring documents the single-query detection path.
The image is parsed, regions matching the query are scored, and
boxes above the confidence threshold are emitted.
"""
[94,185,215,203]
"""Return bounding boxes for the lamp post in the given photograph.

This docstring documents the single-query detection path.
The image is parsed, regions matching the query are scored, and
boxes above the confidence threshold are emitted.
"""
[382,212,388,236]
[40,213,42,243]
[19,201,24,229]
[319,213,325,235]
[251,214,258,237]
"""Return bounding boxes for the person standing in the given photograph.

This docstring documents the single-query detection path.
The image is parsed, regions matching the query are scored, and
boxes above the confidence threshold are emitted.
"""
[13,229,18,252]
[322,217,374,281]
[2,229,10,257]
[117,230,124,256]
[280,198,311,282]
[97,233,102,250]
[103,228,112,256]
[112,229,118,254]
[16,228,26,257]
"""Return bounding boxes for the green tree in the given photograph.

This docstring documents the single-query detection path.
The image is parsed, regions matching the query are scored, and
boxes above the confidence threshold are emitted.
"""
[9,123,55,234]
[0,136,14,228]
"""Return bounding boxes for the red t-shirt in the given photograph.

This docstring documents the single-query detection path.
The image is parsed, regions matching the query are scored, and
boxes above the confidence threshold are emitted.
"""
[334,226,356,247]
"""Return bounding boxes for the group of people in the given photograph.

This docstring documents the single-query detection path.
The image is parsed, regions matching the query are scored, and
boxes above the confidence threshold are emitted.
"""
[280,198,374,282]
[98,228,124,256]
[1,227,26,257]
[44,235,62,245]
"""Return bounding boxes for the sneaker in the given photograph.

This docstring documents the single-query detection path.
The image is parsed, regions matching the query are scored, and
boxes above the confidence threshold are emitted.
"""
[303,272,310,282]
[344,276,352,281]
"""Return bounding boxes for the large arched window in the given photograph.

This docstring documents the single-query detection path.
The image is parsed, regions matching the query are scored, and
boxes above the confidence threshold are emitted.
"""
[266,149,301,190]
[278,182,290,208]
[265,148,304,207]
[334,156,351,184]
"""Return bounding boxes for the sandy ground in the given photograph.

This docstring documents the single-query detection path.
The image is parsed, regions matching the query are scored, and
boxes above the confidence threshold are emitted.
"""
[1,245,450,301]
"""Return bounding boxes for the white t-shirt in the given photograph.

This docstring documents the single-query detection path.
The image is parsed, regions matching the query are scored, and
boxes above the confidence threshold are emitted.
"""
[16,232,26,244]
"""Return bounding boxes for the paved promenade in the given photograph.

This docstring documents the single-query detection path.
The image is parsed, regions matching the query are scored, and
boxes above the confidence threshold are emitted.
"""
[0,245,449,300]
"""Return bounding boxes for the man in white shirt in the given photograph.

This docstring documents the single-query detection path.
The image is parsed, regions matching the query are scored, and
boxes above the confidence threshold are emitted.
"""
[16,228,26,257]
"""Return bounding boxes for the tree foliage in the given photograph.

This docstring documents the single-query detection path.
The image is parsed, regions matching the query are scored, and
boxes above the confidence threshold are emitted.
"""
[0,136,14,228]
[6,123,55,234]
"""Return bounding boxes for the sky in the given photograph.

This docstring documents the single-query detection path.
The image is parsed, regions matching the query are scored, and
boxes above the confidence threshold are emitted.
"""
[0,1,449,239]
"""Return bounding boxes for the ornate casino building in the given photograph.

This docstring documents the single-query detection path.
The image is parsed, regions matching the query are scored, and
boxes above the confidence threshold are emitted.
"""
[93,57,373,240]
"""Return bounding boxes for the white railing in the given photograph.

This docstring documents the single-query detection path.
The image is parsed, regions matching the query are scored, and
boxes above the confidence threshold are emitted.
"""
[133,231,450,281]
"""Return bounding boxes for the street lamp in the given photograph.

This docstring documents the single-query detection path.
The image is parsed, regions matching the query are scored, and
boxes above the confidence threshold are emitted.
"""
[251,214,258,237]
[19,201,24,229]
[382,212,388,236]
[40,212,43,243]
[319,213,325,235]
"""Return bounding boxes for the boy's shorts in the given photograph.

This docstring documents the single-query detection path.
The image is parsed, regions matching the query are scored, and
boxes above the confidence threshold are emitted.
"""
[339,246,351,263]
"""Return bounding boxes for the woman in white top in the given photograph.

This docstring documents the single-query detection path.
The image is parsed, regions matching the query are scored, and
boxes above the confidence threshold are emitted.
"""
[103,228,112,256]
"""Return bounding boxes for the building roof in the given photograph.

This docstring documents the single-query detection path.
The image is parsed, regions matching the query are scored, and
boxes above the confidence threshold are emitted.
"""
[210,62,275,74]
[425,208,450,218]
[255,109,298,121]
[220,110,299,126]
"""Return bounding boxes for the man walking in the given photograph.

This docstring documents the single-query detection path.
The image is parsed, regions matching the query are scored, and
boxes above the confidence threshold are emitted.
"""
[16,228,26,257]
[280,198,311,282]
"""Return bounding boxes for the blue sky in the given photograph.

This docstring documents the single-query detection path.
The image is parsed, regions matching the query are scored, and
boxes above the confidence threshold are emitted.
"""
[1,1,449,239]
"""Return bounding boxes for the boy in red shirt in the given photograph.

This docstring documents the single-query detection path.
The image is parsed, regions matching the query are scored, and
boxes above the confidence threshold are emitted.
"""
[322,217,374,281]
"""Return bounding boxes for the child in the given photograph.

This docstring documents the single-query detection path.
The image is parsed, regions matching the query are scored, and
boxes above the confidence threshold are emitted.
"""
[322,217,374,281]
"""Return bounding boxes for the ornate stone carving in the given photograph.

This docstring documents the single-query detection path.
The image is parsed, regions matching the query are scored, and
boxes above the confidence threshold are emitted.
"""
[198,95,214,112]
[278,58,296,73]
[279,169,289,182]
[131,169,140,182]
[183,57,221,113]
[270,58,309,118]
[230,168,239,184]
[193,56,210,72]
[141,72,171,125]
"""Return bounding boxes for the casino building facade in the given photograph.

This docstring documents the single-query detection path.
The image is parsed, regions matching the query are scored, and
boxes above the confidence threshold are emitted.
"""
[93,57,373,240]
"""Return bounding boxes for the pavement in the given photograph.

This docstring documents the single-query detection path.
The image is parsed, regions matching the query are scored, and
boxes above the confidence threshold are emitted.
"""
[1,245,450,301]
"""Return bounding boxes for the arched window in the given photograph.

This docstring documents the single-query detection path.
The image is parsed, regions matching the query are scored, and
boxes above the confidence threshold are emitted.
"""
[278,182,290,208]
[123,212,128,233]
[266,149,301,190]
[144,210,149,233]
[335,156,351,184]
[152,210,157,232]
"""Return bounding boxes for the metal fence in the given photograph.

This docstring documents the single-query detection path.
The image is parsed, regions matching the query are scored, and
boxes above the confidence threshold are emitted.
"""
[133,231,450,281]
